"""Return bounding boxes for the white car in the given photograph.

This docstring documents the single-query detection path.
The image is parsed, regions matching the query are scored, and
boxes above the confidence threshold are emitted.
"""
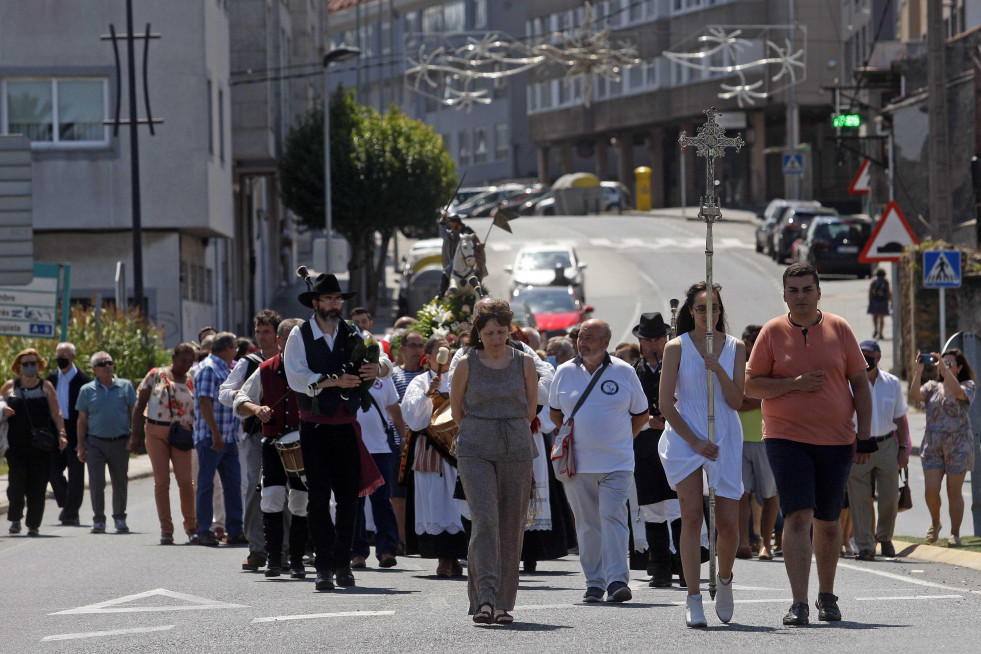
[505,244,587,300]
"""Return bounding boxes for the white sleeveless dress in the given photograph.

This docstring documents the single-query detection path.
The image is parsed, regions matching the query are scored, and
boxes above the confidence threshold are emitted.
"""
[658,332,744,500]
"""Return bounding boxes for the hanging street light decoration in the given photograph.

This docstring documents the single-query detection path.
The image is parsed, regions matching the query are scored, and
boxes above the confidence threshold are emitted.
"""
[405,2,639,112]
[662,25,806,108]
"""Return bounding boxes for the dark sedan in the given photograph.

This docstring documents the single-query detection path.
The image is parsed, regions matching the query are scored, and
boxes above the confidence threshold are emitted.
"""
[796,216,874,277]
[773,207,838,263]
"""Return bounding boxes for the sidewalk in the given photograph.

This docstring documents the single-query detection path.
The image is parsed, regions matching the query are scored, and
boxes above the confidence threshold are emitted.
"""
[0,453,156,516]
[894,538,981,573]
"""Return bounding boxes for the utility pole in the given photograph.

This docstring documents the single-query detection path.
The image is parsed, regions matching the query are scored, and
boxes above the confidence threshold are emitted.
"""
[926,0,953,241]
[102,0,161,316]
[785,0,800,200]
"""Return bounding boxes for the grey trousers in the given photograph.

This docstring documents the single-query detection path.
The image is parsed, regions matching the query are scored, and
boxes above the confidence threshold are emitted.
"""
[240,434,266,554]
[86,436,130,523]
[846,435,899,552]
[458,456,534,613]
[563,470,632,590]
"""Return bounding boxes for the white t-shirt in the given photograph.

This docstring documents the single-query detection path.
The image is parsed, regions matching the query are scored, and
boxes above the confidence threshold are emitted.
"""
[549,354,648,473]
[856,369,908,438]
[358,377,399,454]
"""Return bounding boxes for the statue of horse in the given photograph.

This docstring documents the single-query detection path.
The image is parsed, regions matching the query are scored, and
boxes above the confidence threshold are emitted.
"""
[445,232,484,299]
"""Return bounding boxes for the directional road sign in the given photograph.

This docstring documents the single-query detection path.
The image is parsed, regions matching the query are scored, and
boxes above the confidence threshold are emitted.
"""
[782,153,804,175]
[923,250,961,289]
[858,201,919,263]
[0,262,71,339]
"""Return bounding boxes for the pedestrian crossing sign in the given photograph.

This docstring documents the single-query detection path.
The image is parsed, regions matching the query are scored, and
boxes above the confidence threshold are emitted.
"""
[782,153,804,175]
[923,250,961,289]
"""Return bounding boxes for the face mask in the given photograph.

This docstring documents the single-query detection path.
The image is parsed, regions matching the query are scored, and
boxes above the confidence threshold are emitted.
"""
[56,357,71,370]
[21,363,38,378]
[864,355,876,371]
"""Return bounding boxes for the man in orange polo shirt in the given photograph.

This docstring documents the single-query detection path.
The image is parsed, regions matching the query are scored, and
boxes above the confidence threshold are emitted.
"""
[746,263,873,627]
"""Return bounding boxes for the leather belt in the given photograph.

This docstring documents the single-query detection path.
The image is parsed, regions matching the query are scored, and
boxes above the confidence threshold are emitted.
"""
[93,434,129,441]
[146,418,172,427]
[870,433,894,443]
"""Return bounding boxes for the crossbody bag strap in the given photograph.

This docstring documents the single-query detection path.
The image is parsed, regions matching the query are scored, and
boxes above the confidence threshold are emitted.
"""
[367,393,389,427]
[567,361,610,422]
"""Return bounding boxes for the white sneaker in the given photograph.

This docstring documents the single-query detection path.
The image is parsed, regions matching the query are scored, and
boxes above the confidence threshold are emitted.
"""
[686,594,707,628]
[715,574,734,623]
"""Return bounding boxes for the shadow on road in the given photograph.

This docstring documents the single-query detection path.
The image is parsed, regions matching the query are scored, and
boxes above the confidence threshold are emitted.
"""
[475,622,573,632]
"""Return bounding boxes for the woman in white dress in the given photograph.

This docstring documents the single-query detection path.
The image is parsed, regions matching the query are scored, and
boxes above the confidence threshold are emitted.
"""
[658,282,746,628]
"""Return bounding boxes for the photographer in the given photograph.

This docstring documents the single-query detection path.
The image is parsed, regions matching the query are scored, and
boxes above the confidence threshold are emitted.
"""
[908,349,977,547]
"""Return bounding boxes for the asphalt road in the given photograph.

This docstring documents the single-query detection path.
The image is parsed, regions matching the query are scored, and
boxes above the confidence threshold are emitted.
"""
[2,472,980,652]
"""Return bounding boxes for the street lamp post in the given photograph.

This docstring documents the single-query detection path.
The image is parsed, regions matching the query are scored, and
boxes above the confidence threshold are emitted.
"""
[323,46,360,274]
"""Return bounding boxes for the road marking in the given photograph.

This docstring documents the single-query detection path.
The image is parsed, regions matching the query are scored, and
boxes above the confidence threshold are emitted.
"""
[621,237,645,248]
[486,242,512,252]
[41,626,174,642]
[252,611,394,623]
[589,238,613,247]
[837,561,961,591]
[51,589,247,615]
[855,595,964,601]
[513,603,574,611]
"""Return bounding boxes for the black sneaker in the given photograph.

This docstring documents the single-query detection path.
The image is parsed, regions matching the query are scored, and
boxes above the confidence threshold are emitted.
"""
[816,593,841,621]
[335,567,356,587]
[264,566,282,578]
[582,587,604,603]
[606,581,632,602]
[315,571,335,591]
[290,565,306,579]
[783,602,810,626]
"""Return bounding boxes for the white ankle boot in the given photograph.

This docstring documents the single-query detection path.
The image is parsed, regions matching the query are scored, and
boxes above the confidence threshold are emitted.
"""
[686,594,707,627]
[715,574,734,623]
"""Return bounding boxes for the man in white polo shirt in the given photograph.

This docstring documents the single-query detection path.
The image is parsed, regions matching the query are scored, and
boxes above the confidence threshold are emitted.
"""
[846,339,909,561]
[550,319,649,604]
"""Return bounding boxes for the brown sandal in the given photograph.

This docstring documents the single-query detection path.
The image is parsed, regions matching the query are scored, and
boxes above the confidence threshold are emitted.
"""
[473,603,494,624]
[494,610,513,625]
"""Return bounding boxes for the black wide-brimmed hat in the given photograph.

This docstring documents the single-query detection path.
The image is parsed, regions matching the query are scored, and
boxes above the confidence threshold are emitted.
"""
[632,312,668,339]
[297,268,356,308]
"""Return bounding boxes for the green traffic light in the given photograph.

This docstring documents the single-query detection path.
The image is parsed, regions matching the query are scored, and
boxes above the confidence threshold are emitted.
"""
[832,114,862,128]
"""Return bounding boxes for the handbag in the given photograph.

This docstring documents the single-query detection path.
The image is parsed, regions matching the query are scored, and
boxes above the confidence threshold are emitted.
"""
[550,360,609,482]
[19,385,58,453]
[163,372,195,451]
[897,466,913,512]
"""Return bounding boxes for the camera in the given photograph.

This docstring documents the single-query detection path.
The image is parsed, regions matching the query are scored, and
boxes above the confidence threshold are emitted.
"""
[917,353,938,365]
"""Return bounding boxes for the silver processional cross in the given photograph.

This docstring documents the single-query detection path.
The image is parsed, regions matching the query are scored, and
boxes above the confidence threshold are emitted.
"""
[678,107,743,601]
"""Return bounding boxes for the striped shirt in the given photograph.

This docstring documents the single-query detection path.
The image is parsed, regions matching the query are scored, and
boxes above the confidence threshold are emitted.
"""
[391,366,426,402]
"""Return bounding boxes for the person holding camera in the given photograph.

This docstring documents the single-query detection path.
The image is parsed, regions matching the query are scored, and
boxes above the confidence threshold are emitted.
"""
[908,348,977,547]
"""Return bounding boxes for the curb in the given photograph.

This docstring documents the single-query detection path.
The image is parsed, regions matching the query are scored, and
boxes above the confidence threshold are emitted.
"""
[893,538,981,572]
[0,457,156,517]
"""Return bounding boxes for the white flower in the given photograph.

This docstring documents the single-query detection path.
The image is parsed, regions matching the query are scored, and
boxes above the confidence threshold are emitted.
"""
[439,309,454,324]
[431,327,449,339]
[450,321,461,332]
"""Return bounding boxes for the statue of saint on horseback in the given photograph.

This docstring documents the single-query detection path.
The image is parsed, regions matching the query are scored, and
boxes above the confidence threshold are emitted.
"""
[438,212,486,299]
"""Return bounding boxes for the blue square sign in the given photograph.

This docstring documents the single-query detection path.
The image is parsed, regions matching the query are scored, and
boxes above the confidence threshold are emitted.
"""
[782,153,804,175]
[923,250,961,288]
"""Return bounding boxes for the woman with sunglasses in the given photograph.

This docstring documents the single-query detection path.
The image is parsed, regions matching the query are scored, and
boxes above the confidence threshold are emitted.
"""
[658,282,746,628]
[2,349,68,536]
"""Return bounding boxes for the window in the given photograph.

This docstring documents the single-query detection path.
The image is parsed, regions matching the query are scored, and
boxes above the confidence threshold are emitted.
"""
[540,80,552,109]
[206,80,213,155]
[458,130,470,164]
[444,0,465,32]
[473,127,487,163]
[495,123,508,160]
[218,88,224,162]
[3,77,108,146]
[380,21,392,55]
[628,64,643,90]
[493,64,507,98]
[422,6,443,33]
[473,0,487,29]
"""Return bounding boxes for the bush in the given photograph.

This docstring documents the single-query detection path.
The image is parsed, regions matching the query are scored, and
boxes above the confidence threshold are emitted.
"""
[0,304,170,385]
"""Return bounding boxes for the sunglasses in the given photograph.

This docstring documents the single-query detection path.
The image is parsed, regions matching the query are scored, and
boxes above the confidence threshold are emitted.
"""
[94,361,115,368]
[692,305,721,315]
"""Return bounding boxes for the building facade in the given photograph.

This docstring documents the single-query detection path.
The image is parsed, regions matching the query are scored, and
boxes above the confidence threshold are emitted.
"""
[0,0,234,345]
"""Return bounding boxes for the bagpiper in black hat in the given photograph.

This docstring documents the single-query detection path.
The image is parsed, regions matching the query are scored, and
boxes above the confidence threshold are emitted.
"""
[296,266,357,308]
[632,312,668,339]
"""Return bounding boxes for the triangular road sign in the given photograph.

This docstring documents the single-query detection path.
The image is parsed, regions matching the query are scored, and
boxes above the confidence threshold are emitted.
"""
[858,201,919,263]
[50,588,247,615]
[849,157,871,194]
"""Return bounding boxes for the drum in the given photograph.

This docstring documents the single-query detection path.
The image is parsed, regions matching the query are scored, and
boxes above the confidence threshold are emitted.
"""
[274,431,305,479]
[426,401,458,458]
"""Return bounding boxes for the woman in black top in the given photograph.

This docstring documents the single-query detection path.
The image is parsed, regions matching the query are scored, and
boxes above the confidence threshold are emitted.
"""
[1,349,68,536]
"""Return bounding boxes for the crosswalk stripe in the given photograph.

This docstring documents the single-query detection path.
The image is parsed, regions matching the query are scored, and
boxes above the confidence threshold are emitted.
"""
[487,237,755,253]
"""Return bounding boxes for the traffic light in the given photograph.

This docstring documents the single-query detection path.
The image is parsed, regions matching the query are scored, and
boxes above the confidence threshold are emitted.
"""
[832,114,862,128]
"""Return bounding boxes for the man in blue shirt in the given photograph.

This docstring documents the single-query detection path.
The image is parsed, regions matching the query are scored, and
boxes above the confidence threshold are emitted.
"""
[194,332,244,547]
[76,351,137,534]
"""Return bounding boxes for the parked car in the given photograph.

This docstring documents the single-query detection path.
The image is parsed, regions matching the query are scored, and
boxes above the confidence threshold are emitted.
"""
[755,199,821,254]
[498,186,548,214]
[772,207,837,263]
[518,189,552,215]
[396,238,443,316]
[449,186,491,212]
[505,243,587,300]
[534,195,556,215]
[467,186,536,217]
[600,181,631,212]
[510,286,593,340]
[796,215,874,277]
[453,184,525,217]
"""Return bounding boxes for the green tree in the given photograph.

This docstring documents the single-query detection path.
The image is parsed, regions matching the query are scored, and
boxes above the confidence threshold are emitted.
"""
[279,89,457,310]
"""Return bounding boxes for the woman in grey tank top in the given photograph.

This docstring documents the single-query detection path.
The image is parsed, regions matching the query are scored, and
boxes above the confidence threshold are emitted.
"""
[450,299,538,625]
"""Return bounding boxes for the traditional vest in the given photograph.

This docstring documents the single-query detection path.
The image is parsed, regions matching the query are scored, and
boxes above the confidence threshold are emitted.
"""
[258,354,299,437]
[295,319,360,422]
[240,353,264,435]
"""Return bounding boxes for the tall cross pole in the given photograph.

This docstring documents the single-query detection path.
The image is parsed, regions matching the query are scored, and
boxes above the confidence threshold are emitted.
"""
[679,107,743,601]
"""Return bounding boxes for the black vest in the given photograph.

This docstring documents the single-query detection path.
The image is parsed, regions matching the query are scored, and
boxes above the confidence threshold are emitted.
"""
[633,356,663,458]
[295,319,361,419]
[240,353,264,435]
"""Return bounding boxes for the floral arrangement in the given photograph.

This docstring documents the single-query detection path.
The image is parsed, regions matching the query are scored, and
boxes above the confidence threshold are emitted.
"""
[412,295,473,343]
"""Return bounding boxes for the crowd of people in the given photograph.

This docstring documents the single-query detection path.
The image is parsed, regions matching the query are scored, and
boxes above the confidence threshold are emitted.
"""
[1,262,976,629]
